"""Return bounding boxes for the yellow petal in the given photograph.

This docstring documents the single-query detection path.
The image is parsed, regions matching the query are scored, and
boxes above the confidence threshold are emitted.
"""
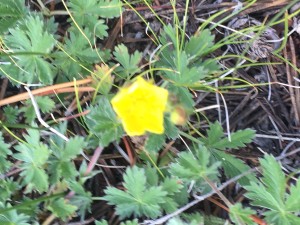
[111,77,168,136]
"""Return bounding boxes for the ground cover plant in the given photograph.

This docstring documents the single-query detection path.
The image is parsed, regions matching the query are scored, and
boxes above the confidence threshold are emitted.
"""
[1,0,300,224]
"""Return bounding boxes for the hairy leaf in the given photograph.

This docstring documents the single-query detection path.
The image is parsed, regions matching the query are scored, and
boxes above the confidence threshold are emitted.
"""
[86,96,123,147]
[113,44,142,79]
[102,166,167,219]
[245,155,300,225]
[3,16,56,84]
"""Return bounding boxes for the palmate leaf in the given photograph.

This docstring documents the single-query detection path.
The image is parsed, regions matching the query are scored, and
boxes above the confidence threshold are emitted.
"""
[170,145,220,190]
[20,96,55,123]
[54,30,104,79]
[49,137,85,183]
[0,0,26,34]
[185,29,215,58]
[203,122,256,150]
[3,16,56,84]
[113,44,142,79]
[202,122,257,185]
[13,128,50,193]
[211,150,257,185]
[102,166,167,219]
[245,155,300,225]
[68,0,122,38]
[86,96,123,147]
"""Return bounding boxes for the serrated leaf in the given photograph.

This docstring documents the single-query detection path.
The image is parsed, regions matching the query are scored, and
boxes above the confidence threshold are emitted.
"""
[229,203,256,225]
[0,203,30,225]
[145,133,165,152]
[102,166,167,219]
[285,180,300,211]
[3,16,56,84]
[185,29,215,58]
[13,128,50,193]
[86,96,123,147]
[3,106,19,124]
[47,198,77,220]
[0,0,26,34]
[113,44,142,79]
[170,145,220,188]
[68,0,122,39]
[120,219,139,225]
[203,122,255,150]
[54,30,102,79]
[0,132,12,173]
[61,136,85,160]
[244,154,300,225]
[167,84,194,110]
[211,150,257,185]
[20,96,55,123]
[69,182,93,219]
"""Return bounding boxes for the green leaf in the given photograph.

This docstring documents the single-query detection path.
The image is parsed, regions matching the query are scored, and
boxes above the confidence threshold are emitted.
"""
[0,0,26,34]
[203,122,256,150]
[102,166,167,219]
[167,84,194,110]
[211,150,257,186]
[3,16,56,84]
[20,96,55,123]
[3,106,19,124]
[47,198,77,220]
[185,29,215,58]
[170,145,220,190]
[0,179,19,202]
[95,220,108,225]
[54,30,103,79]
[86,96,123,147]
[0,132,12,173]
[69,182,93,219]
[229,203,256,225]
[145,133,165,152]
[68,0,122,38]
[113,44,142,79]
[285,180,300,211]
[0,203,30,225]
[49,137,85,182]
[244,155,300,225]
[13,128,50,193]
[62,136,85,160]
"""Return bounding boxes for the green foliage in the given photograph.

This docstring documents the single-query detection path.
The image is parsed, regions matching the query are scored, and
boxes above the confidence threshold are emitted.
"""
[170,145,220,192]
[201,122,257,185]
[2,16,56,84]
[245,155,300,225]
[49,137,85,183]
[0,0,27,34]
[0,132,12,173]
[86,96,124,147]
[203,122,255,150]
[47,198,77,220]
[54,30,103,79]
[68,0,122,38]
[113,44,142,79]
[103,166,183,219]
[0,203,30,225]
[229,203,256,225]
[3,106,18,124]
[13,128,50,193]
[20,96,55,123]
[156,25,219,86]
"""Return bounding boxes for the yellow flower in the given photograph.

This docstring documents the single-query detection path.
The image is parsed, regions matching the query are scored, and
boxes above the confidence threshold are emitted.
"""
[111,77,169,136]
